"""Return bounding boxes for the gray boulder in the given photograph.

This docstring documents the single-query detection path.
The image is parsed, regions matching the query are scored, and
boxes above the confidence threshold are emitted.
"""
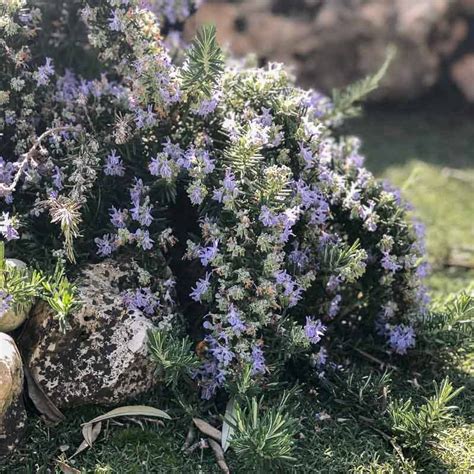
[18,259,173,409]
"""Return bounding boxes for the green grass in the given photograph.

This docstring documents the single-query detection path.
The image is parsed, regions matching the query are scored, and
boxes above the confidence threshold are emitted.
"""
[3,101,473,473]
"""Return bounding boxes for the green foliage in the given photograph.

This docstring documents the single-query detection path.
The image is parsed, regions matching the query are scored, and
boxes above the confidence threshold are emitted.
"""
[40,261,79,328]
[0,241,43,311]
[181,24,224,99]
[223,138,264,178]
[148,330,200,389]
[325,369,392,417]
[332,46,396,120]
[320,239,368,283]
[388,377,464,450]
[418,291,474,349]
[227,392,299,471]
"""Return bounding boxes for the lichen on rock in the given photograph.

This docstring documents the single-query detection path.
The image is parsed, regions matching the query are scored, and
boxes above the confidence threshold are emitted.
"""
[18,259,176,409]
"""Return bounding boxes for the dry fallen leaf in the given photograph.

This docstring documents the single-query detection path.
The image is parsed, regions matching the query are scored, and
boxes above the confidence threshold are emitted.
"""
[24,367,64,424]
[56,459,81,474]
[192,418,222,442]
[221,398,235,453]
[81,405,171,426]
[208,438,230,474]
[71,421,102,458]
[182,424,196,452]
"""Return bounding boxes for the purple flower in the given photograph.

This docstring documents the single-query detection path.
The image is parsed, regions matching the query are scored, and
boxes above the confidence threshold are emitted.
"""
[52,166,63,190]
[326,275,342,293]
[104,150,125,177]
[304,317,326,344]
[381,252,401,273]
[303,91,334,118]
[227,305,246,335]
[299,143,315,169]
[198,240,219,266]
[190,273,211,302]
[130,179,145,206]
[259,107,273,127]
[108,9,123,31]
[278,208,300,243]
[194,359,225,400]
[223,169,237,192]
[259,206,277,227]
[36,57,55,86]
[122,287,159,315]
[189,185,204,205]
[0,290,13,316]
[134,228,154,250]
[347,151,365,168]
[416,261,430,279]
[194,97,219,117]
[212,188,224,202]
[274,270,303,307]
[209,341,234,367]
[149,154,173,179]
[131,202,153,227]
[251,345,266,375]
[314,347,328,367]
[109,206,127,229]
[200,151,215,174]
[95,234,117,257]
[289,245,309,271]
[388,325,415,355]
[163,139,184,161]
[328,294,341,318]
[1,213,19,241]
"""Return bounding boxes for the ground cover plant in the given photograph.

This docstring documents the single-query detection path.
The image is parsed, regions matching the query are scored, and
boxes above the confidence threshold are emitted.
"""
[0,0,473,472]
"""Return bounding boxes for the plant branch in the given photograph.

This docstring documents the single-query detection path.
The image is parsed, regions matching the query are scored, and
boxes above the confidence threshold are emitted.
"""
[0,126,78,196]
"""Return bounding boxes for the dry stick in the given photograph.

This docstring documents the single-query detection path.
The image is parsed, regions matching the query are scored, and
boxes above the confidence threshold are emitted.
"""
[0,126,78,196]
[353,347,400,372]
[182,424,196,452]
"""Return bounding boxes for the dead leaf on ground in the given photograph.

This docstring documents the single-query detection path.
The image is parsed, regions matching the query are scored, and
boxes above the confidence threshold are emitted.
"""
[81,405,171,426]
[24,367,64,424]
[56,459,81,474]
[192,417,222,442]
[208,438,230,474]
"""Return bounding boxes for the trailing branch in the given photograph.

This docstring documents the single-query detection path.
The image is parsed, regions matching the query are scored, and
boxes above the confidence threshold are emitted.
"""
[0,126,78,196]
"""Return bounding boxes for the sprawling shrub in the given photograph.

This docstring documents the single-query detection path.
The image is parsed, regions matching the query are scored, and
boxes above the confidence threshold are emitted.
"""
[0,0,428,402]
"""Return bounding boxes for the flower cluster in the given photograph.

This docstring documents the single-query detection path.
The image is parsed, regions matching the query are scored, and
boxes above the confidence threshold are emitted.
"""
[177,63,428,397]
[0,0,428,401]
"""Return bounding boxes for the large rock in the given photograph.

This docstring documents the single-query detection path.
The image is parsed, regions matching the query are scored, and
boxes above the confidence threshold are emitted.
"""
[18,260,170,409]
[450,53,474,101]
[187,0,467,101]
[0,333,27,457]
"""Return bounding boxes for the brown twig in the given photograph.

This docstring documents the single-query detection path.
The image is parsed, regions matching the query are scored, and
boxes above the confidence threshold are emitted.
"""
[0,126,78,196]
[353,347,400,372]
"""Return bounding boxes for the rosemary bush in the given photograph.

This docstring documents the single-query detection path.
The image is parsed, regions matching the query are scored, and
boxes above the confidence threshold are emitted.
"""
[1,0,429,405]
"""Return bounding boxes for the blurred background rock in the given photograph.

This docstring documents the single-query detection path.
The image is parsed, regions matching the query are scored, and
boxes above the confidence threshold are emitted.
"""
[186,0,474,103]
[186,0,474,281]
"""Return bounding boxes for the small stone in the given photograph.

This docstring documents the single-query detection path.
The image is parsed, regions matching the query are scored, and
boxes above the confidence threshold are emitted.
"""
[0,333,27,457]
